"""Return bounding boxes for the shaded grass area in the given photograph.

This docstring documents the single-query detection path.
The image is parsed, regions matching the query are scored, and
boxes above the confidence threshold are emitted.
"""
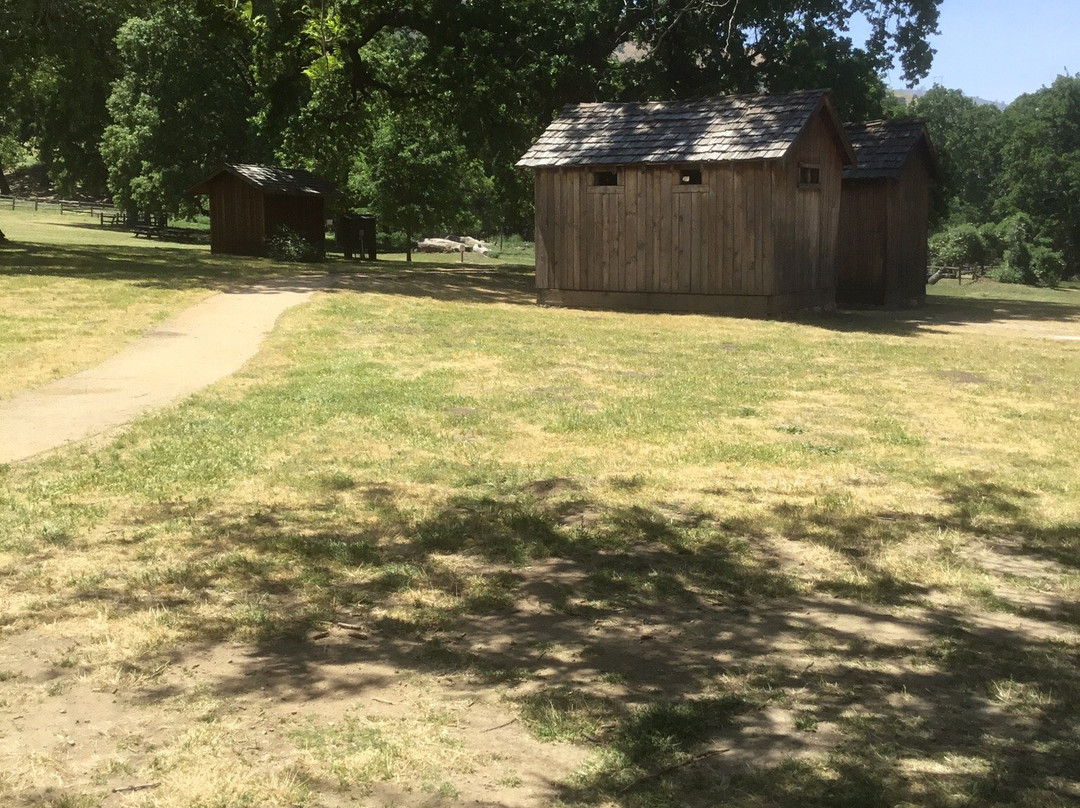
[1,256,1079,806]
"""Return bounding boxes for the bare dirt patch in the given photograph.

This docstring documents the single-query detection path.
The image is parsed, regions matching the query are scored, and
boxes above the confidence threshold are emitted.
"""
[0,625,588,807]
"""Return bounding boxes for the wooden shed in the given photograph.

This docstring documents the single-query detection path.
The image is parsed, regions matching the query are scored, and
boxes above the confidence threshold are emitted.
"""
[837,120,939,307]
[189,164,339,257]
[517,90,856,316]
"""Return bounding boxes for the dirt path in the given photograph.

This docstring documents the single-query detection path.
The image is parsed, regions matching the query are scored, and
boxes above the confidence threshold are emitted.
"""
[0,275,334,464]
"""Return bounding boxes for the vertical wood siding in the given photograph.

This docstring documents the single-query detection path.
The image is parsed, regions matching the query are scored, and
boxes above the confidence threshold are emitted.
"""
[205,174,327,257]
[837,181,888,304]
[771,111,844,297]
[209,176,264,256]
[533,108,844,313]
[264,194,326,256]
[837,143,932,306]
[891,148,931,303]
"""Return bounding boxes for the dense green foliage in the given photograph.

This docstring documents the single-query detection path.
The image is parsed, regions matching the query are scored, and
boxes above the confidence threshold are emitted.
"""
[101,1,254,216]
[915,76,1080,284]
[0,0,140,194]
[3,0,942,235]
[354,111,492,261]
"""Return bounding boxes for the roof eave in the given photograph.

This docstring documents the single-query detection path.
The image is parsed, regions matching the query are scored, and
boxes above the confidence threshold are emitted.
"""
[188,164,341,197]
[188,167,230,195]
[917,123,943,180]
[806,92,857,166]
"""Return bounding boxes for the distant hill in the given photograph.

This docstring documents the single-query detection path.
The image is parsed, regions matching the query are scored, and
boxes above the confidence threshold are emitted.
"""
[892,87,1008,110]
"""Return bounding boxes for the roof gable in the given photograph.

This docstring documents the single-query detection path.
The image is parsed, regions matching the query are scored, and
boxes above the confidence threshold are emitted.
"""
[843,120,940,180]
[190,164,339,196]
[517,89,854,168]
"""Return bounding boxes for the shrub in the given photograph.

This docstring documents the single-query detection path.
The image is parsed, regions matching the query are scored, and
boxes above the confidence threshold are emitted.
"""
[376,229,409,253]
[997,214,1062,287]
[266,226,321,262]
[929,222,989,267]
[1028,245,1064,287]
[977,222,1006,265]
[990,264,1024,284]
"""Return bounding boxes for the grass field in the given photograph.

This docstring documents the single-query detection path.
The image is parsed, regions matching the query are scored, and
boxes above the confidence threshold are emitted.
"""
[1,210,1079,807]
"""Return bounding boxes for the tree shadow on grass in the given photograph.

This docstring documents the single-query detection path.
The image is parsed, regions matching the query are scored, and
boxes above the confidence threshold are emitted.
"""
[335,269,1080,332]
[911,473,1080,575]
[0,239,539,304]
[5,236,1079,333]
[331,262,537,305]
[19,470,1067,807]
[799,292,1080,337]
[0,241,304,291]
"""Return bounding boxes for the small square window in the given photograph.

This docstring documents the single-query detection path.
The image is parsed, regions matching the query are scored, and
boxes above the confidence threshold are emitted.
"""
[799,164,821,188]
[679,168,703,185]
[593,170,619,187]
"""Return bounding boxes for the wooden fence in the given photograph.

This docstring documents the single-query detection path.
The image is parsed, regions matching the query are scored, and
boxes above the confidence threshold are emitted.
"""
[928,265,991,286]
[0,194,116,218]
[1,195,205,243]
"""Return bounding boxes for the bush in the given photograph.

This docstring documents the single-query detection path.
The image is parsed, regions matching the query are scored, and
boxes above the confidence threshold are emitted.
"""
[997,214,1062,287]
[977,222,1006,265]
[266,226,321,262]
[1028,245,1064,287]
[376,229,409,253]
[990,264,1024,284]
[928,222,990,267]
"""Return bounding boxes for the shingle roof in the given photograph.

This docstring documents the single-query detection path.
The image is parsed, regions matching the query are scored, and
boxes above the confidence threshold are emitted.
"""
[190,164,339,196]
[843,120,939,180]
[517,89,852,168]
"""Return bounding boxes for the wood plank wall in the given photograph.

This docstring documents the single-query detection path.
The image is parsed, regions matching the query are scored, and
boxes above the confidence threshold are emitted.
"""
[890,146,931,303]
[209,177,264,256]
[837,181,888,305]
[206,177,329,257]
[265,194,326,256]
[836,141,931,307]
[533,109,845,311]
[770,111,844,296]
[536,162,776,298]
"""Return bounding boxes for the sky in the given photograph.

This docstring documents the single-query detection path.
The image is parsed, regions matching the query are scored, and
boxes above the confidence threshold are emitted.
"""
[860,0,1080,105]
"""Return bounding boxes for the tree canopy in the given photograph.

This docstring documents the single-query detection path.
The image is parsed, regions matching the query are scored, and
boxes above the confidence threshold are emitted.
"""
[915,75,1080,284]
[101,1,254,216]
[4,0,944,233]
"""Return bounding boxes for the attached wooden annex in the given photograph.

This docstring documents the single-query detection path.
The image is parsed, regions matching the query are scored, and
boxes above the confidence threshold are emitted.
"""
[517,90,856,316]
[189,164,338,257]
[838,120,939,307]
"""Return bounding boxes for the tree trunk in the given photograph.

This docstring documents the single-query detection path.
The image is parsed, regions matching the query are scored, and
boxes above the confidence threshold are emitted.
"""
[0,166,11,196]
[406,230,412,262]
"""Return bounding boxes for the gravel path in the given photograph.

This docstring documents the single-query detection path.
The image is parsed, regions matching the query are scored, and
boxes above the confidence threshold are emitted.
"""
[0,275,334,464]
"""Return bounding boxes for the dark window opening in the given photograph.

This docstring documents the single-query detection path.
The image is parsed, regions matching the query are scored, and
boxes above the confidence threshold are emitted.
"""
[679,168,703,185]
[799,164,821,188]
[593,170,619,187]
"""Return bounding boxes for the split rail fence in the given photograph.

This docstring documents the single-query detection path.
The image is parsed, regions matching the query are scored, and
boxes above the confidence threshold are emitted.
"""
[1,194,117,220]
[0,195,201,241]
[928,265,990,285]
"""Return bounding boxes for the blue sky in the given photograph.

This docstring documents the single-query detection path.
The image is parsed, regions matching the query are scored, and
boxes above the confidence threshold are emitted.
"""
[860,0,1079,104]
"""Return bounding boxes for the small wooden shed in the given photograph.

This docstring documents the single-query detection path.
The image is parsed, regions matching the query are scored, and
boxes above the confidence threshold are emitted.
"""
[189,164,339,257]
[837,120,939,307]
[517,90,856,316]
